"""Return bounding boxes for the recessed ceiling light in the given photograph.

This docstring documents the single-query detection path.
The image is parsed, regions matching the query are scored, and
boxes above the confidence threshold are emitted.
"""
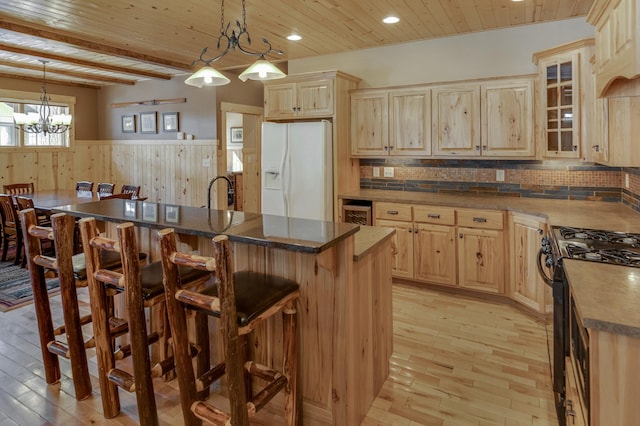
[383,16,399,24]
[511,0,525,2]
[287,34,302,41]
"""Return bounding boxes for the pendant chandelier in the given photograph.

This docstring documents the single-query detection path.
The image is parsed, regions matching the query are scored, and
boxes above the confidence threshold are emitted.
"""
[185,0,286,88]
[13,60,72,135]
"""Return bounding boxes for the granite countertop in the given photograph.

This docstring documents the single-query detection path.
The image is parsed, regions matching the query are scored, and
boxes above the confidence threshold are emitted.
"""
[353,225,395,261]
[341,189,640,232]
[563,260,640,337]
[341,189,640,337]
[53,199,359,254]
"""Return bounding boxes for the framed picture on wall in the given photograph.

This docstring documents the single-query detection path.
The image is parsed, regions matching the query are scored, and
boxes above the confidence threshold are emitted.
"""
[162,112,179,132]
[230,127,243,143]
[121,115,135,133]
[140,111,157,134]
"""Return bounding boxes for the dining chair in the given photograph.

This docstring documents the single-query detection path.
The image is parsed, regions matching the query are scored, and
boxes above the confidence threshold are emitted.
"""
[79,217,210,422]
[157,228,300,426]
[97,182,115,197]
[120,184,141,199]
[0,194,23,265]
[75,181,94,197]
[15,196,51,227]
[3,182,34,195]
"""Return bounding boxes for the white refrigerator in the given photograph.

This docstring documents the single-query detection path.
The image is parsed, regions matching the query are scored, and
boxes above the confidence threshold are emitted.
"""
[261,121,333,221]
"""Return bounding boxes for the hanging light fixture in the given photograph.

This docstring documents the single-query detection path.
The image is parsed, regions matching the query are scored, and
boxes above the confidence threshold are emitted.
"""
[13,60,72,135]
[185,0,286,87]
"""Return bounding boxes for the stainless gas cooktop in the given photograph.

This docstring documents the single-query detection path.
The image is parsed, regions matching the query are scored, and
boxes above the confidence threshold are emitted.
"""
[552,226,640,267]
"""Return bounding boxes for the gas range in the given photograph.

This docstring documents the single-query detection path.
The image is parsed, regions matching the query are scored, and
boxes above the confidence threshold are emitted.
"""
[552,226,640,267]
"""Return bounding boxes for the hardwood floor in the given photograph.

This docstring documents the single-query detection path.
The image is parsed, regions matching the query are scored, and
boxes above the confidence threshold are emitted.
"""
[0,283,556,425]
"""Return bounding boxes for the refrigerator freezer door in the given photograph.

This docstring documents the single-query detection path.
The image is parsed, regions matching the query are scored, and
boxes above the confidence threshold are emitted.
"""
[286,121,333,221]
[261,122,288,216]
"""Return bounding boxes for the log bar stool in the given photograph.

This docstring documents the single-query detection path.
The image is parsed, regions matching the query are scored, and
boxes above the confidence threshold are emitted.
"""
[20,209,92,400]
[157,228,300,426]
[80,217,210,423]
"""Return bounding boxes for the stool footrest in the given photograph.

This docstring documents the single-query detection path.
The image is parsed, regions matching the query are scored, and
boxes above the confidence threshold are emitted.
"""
[54,313,93,336]
[152,343,199,378]
[196,361,226,392]
[114,331,160,360]
[109,317,129,337]
[191,401,231,426]
[108,368,135,392]
[47,341,70,358]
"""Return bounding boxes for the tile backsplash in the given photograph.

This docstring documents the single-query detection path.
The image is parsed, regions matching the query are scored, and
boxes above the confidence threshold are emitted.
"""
[360,159,640,211]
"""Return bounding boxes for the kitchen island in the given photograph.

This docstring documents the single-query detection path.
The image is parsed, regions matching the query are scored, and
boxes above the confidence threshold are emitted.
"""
[54,199,395,425]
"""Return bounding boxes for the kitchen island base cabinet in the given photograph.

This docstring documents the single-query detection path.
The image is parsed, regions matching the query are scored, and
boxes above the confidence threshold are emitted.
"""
[197,235,394,426]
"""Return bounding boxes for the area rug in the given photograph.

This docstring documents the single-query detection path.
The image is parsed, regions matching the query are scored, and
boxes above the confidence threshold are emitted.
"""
[0,262,60,312]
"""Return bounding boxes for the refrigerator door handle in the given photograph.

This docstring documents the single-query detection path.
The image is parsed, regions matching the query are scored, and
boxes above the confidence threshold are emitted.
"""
[281,132,289,216]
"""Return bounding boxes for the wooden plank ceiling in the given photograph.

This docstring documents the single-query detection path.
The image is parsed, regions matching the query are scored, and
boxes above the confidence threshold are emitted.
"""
[0,0,594,88]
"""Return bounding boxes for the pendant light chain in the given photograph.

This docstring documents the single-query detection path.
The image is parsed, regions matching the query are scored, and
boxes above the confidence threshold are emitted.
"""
[241,0,247,31]
[220,0,225,35]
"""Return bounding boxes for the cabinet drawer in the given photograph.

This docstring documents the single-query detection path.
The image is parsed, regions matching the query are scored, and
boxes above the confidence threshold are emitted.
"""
[413,205,455,225]
[375,202,412,221]
[457,208,504,230]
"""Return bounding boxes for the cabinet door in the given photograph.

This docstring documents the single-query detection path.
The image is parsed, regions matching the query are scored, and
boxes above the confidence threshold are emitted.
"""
[390,89,431,156]
[458,227,504,293]
[376,218,413,279]
[481,80,534,157]
[432,85,480,156]
[510,214,550,313]
[414,223,456,286]
[264,83,297,119]
[297,79,333,117]
[539,53,581,159]
[351,91,389,156]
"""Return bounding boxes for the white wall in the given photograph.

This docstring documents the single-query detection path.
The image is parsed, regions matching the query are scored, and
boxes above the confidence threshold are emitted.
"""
[289,18,595,87]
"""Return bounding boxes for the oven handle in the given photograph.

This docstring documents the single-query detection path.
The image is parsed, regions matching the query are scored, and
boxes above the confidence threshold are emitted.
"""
[537,247,555,287]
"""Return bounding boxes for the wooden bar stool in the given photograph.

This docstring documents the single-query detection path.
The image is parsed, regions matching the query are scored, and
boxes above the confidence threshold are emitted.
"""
[20,209,92,400]
[79,217,210,423]
[157,228,300,426]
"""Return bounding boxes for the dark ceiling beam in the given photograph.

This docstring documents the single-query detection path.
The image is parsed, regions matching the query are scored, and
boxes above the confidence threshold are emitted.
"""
[0,18,193,71]
[0,71,100,89]
[0,59,136,85]
[0,42,174,80]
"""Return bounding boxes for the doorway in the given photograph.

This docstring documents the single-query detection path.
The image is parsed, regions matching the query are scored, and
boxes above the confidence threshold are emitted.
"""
[218,102,264,213]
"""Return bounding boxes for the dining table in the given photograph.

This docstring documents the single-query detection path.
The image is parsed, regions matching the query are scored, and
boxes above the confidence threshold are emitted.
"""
[21,189,100,213]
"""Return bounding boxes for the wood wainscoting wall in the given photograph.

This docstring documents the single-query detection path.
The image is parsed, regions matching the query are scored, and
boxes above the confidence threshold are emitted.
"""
[0,140,220,208]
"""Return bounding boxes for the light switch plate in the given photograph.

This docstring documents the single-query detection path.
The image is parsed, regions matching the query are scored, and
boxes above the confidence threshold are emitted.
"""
[202,158,211,168]
[373,167,380,177]
[626,173,630,188]
[383,167,394,178]
[496,169,505,182]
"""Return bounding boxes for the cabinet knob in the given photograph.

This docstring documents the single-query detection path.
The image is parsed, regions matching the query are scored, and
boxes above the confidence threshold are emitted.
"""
[408,228,413,233]
[593,144,600,152]
[475,145,480,151]
[482,145,487,151]
[384,146,389,151]
[573,145,578,151]
[537,228,543,235]
[459,233,463,239]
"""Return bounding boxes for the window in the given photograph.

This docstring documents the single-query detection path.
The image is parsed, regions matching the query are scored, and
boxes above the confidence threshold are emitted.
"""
[0,89,75,149]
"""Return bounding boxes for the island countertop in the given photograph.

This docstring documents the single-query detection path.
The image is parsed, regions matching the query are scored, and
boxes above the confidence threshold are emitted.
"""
[53,199,359,254]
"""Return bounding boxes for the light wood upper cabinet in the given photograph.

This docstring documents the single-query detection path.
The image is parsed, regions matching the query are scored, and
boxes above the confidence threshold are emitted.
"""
[587,0,639,96]
[389,89,431,156]
[351,90,389,156]
[351,88,430,157]
[481,79,534,157]
[533,39,595,160]
[431,85,481,156]
[593,96,640,166]
[264,78,333,119]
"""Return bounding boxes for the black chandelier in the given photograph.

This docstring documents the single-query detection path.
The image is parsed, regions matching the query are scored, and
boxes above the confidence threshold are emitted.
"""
[185,0,286,87]
[13,60,72,135]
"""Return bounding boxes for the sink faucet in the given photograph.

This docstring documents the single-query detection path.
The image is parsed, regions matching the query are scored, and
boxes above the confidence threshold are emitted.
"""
[207,175,234,210]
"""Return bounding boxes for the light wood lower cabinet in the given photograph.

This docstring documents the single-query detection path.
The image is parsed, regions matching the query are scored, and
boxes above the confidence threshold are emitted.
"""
[376,218,413,278]
[413,223,457,286]
[509,213,552,313]
[457,227,504,294]
[565,355,588,426]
